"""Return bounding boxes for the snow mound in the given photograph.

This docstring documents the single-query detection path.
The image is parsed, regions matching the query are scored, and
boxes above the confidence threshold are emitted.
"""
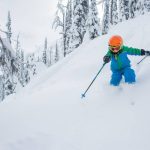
[0,14,150,150]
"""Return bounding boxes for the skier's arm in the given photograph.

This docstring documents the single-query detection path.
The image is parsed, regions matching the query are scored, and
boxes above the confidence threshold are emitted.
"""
[123,46,150,56]
[123,46,142,55]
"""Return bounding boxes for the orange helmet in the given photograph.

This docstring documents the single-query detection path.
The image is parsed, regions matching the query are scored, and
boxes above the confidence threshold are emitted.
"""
[109,35,123,47]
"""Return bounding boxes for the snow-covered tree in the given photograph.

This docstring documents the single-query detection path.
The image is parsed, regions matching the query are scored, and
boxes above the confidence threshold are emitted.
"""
[136,0,145,15]
[102,0,110,34]
[15,34,20,61]
[144,0,150,12]
[110,0,118,25]
[119,0,130,21]
[0,75,5,101]
[81,0,89,35]
[55,41,59,62]
[15,35,26,86]
[24,69,30,84]
[53,0,67,57]
[15,34,21,76]
[0,37,16,96]
[6,11,12,43]
[85,0,101,39]
[65,0,73,54]
[70,0,86,48]
[43,37,47,65]
[27,55,37,76]
[81,0,89,16]
[24,61,30,84]
[17,49,22,84]
[4,79,15,96]
[130,0,138,18]
[20,50,25,86]
[49,47,53,66]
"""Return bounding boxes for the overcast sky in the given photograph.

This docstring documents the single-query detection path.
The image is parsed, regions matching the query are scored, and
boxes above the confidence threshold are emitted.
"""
[0,0,103,54]
[0,0,60,53]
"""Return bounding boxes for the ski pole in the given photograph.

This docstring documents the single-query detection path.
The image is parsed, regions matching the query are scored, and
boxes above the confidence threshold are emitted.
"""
[137,55,148,65]
[81,63,106,98]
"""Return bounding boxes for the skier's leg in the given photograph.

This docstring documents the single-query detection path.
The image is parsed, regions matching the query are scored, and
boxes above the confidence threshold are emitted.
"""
[123,67,136,84]
[110,71,122,86]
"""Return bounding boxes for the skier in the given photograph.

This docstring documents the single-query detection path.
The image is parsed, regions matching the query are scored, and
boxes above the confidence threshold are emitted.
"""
[103,35,150,86]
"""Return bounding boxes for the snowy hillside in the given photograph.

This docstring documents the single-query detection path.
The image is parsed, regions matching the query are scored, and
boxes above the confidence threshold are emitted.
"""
[0,13,150,150]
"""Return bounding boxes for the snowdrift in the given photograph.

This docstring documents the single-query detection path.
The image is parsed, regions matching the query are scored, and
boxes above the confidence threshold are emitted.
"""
[0,13,150,150]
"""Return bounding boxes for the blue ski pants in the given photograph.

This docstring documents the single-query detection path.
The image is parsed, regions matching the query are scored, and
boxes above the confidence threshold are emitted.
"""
[110,67,136,86]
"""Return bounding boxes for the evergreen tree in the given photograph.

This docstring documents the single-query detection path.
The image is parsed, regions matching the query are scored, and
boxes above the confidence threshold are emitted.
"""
[124,0,130,20]
[85,0,101,39]
[6,11,12,43]
[15,34,20,62]
[130,0,138,18]
[49,47,53,66]
[110,0,118,25]
[0,75,4,101]
[20,50,25,86]
[81,0,89,36]
[102,0,110,34]
[15,34,20,77]
[4,79,15,96]
[55,41,59,62]
[53,0,67,57]
[43,37,47,65]
[27,55,37,76]
[0,37,15,96]
[136,0,145,15]
[65,0,73,54]
[119,0,130,21]
[24,61,30,84]
[31,54,37,76]
[15,35,25,86]
[81,0,89,16]
[70,0,86,48]
[144,0,150,12]
[17,49,22,84]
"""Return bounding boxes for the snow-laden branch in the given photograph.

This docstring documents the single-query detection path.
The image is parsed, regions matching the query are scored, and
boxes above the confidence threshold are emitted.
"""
[52,16,63,30]
[52,0,66,30]
[57,2,67,15]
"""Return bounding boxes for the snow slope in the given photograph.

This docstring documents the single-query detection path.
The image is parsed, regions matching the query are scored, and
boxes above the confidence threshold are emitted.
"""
[0,13,150,150]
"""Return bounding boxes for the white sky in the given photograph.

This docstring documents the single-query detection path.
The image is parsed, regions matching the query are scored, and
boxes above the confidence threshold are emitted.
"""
[0,0,60,53]
[0,0,103,53]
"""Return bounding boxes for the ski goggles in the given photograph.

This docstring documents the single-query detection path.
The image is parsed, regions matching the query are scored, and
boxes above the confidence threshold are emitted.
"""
[109,45,121,52]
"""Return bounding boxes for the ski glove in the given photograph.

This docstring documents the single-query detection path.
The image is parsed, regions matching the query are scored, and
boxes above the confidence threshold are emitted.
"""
[103,55,111,63]
[141,49,150,56]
